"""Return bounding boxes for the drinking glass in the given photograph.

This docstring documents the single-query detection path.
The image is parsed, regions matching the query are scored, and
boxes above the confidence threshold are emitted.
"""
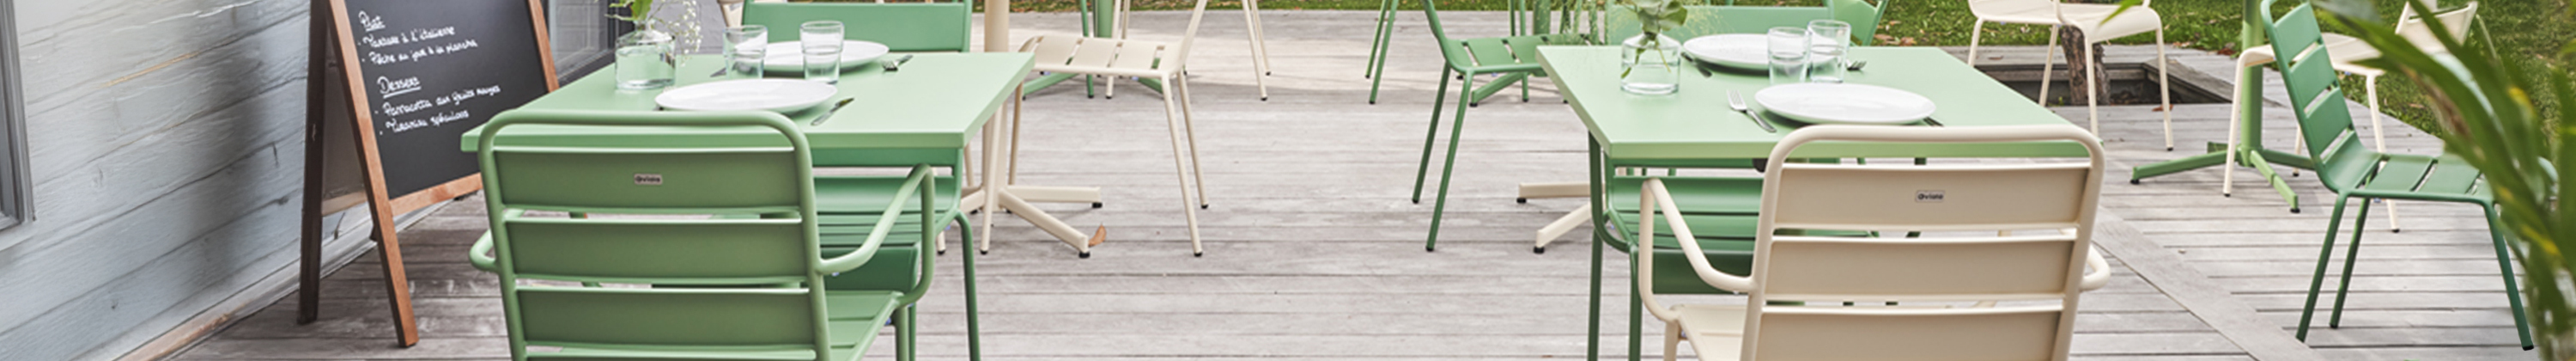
[724,25,768,79]
[800,21,845,83]
[1806,20,1852,83]
[1766,27,1810,85]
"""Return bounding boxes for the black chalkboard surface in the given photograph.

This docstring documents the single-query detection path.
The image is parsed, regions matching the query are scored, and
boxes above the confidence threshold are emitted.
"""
[331,0,556,207]
[307,0,555,346]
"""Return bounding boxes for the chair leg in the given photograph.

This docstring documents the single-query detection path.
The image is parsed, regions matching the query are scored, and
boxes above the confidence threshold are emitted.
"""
[2223,63,2249,197]
[1366,1,1398,104]
[1176,77,1211,210]
[1966,21,1985,67]
[2486,205,2537,350]
[2327,198,2372,328]
[954,214,985,361]
[1412,67,1455,204]
[1241,0,1272,101]
[1662,323,1682,361]
[2295,196,2353,341]
[2364,77,2400,231]
[2155,28,2174,150]
[1367,0,1394,80]
[896,305,917,361]
[1157,76,1206,256]
[1425,74,1479,252]
[2038,25,2061,105]
[2086,46,2104,133]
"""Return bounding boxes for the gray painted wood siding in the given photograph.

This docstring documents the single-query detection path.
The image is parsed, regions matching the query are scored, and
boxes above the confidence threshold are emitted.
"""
[0,0,329,360]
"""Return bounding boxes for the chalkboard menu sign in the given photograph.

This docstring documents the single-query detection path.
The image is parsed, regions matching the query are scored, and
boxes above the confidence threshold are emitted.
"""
[331,0,557,204]
[304,0,555,346]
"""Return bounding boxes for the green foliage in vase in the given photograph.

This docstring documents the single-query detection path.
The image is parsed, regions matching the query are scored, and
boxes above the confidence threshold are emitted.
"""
[608,0,704,66]
[2311,0,2575,359]
[1619,0,1687,76]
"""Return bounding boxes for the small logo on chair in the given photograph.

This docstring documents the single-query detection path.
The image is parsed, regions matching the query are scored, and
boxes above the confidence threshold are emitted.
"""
[1916,190,1945,203]
[634,173,663,186]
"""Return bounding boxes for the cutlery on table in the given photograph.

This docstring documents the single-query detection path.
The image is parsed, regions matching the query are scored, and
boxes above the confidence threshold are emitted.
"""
[1923,116,1946,127]
[809,98,854,126]
[883,54,915,71]
[1845,59,1868,72]
[1727,90,1779,133]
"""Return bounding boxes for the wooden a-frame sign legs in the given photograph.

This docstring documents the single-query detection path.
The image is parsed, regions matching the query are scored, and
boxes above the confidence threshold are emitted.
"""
[296,0,420,346]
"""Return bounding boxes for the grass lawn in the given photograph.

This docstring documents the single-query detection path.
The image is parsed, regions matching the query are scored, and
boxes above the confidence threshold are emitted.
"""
[951,0,2570,136]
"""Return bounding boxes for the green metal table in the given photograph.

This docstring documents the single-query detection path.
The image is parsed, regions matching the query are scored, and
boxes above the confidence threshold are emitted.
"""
[459,52,1036,361]
[1537,46,2095,361]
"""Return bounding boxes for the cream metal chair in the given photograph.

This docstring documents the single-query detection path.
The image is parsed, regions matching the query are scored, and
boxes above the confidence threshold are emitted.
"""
[1080,0,1276,100]
[1635,125,2112,361]
[1963,0,2172,150]
[2224,0,2477,231]
[1015,0,1215,255]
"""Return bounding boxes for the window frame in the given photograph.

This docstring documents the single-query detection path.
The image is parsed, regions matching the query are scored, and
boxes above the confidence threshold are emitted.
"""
[546,0,629,84]
[0,0,34,229]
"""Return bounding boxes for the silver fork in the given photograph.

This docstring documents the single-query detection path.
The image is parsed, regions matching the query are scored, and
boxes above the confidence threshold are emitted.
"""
[1728,90,1778,133]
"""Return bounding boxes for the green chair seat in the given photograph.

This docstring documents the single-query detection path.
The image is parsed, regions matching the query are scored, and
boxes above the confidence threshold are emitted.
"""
[2330,153,2489,203]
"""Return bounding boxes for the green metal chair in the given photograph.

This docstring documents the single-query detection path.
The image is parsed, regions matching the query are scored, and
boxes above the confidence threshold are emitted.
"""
[2257,2,2533,350]
[743,2,974,52]
[1597,0,1887,46]
[466,109,941,361]
[1406,0,1586,251]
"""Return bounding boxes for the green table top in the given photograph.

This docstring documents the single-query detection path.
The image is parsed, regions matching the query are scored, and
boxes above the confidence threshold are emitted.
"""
[459,52,1036,155]
[1539,46,2090,165]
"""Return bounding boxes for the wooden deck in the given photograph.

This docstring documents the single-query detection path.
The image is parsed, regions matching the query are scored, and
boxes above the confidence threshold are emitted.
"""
[165,9,2535,361]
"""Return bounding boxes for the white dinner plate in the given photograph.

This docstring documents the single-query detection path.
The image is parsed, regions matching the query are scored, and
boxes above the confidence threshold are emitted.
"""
[1753,83,1936,125]
[654,79,840,113]
[762,40,890,72]
[1682,34,1838,70]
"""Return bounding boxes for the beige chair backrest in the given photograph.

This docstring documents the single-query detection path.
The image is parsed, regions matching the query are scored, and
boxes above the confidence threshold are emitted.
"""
[2394,1,2477,54]
[1742,125,2106,361]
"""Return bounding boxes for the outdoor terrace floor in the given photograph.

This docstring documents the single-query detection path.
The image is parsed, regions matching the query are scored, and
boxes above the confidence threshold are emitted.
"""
[166,9,2533,361]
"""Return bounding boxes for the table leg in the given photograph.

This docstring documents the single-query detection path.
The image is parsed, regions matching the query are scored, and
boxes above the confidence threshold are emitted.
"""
[1586,138,1606,361]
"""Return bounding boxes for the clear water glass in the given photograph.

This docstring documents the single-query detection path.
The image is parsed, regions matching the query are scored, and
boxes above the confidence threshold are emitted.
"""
[724,25,768,79]
[800,21,845,83]
[1766,27,1810,85]
[1806,20,1852,83]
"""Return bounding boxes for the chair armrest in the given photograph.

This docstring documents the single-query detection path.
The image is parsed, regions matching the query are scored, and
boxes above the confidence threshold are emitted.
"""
[818,165,937,274]
[2081,245,2111,291]
[1635,178,1758,321]
[468,232,500,272]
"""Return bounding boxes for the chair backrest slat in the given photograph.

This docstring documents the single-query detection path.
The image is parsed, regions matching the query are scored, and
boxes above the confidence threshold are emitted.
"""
[518,288,821,348]
[1769,163,2093,230]
[502,218,811,282]
[744,2,973,52]
[1751,306,2068,361]
[487,146,804,211]
[1746,125,2105,361]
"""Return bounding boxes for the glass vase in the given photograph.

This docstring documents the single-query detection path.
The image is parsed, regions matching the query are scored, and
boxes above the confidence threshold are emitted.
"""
[615,29,677,90]
[1621,34,1683,95]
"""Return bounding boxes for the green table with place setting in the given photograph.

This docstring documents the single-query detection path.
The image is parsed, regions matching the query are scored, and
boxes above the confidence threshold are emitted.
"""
[1537,45,2097,361]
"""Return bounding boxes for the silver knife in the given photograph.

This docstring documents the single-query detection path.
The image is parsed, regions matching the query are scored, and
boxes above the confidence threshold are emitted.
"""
[809,98,854,126]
